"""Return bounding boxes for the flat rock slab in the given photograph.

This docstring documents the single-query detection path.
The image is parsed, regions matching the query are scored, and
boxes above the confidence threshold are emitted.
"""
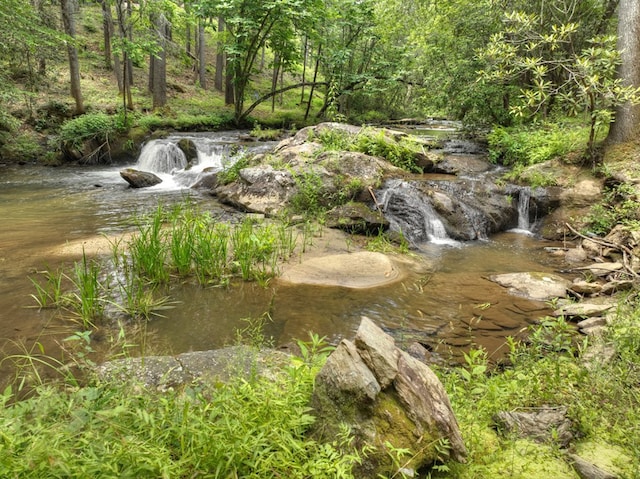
[553,302,615,319]
[488,272,570,301]
[279,251,406,289]
[96,346,291,390]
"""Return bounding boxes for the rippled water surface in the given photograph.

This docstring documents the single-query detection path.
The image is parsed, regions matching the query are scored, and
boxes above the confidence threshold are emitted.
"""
[0,138,568,370]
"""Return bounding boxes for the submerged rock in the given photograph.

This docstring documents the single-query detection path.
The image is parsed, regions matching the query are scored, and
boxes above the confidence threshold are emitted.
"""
[488,272,570,301]
[279,251,406,289]
[310,317,466,478]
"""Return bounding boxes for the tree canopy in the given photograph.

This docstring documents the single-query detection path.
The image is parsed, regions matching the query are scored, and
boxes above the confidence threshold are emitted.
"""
[0,0,637,136]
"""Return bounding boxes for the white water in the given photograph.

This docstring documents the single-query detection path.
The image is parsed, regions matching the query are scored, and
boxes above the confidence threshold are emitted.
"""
[379,179,458,246]
[508,187,534,236]
[132,132,277,191]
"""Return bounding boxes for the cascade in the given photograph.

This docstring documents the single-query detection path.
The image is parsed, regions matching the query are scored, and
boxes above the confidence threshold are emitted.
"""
[516,187,531,231]
[378,179,454,245]
[137,141,188,174]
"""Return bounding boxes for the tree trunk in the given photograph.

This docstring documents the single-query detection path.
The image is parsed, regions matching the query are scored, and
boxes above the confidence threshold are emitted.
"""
[101,0,113,69]
[198,22,207,89]
[305,45,322,120]
[60,0,84,115]
[214,17,224,91]
[607,0,640,143]
[271,54,280,112]
[151,13,168,108]
[225,53,235,106]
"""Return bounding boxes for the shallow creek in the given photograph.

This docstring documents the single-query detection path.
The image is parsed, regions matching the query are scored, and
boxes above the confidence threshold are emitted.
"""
[0,132,569,371]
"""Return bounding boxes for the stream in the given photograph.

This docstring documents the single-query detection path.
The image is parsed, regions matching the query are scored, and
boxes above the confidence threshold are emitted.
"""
[0,130,568,375]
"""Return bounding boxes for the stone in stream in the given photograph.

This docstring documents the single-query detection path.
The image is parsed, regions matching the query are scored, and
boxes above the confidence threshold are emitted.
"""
[488,272,571,301]
[120,168,163,188]
[309,317,467,478]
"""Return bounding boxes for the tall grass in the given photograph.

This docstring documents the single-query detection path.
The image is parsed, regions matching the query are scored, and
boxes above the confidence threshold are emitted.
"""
[0,337,363,478]
[30,201,303,323]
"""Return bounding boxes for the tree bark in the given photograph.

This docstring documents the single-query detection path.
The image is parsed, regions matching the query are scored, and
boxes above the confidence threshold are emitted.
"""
[60,0,84,115]
[214,17,224,91]
[198,22,207,89]
[150,13,168,109]
[607,0,640,143]
[101,0,113,69]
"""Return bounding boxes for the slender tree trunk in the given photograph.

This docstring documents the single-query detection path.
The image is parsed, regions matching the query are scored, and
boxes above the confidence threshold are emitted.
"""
[271,54,280,112]
[60,0,84,115]
[101,0,113,69]
[225,52,235,106]
[214,17,224,91]
[184,1,191,57]
[300,36,308,104]
[198,22,207,89]
[150,13,168,109]
[607,0,640,143]
[305,45,322,120]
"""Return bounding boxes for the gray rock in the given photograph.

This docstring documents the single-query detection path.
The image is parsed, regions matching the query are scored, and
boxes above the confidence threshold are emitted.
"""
[493,406,574,447]
[575,262,624,277]
[577,316,607,331]
[553,302,614,319]
[310,317,466,478]
[570,280,603,295]
[96,346,291,390]
[355,317,399,389]
[120,168,163,188]
[569,454,618,479]
[488,272,570,301]
[325,202,389,234]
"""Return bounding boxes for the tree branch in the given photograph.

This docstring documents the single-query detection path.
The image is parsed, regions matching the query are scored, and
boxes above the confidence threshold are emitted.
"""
[239,81,328,122]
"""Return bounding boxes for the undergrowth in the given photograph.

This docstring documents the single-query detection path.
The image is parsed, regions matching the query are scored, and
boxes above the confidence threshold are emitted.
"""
[0,335,364,478]
[433,296,640,478]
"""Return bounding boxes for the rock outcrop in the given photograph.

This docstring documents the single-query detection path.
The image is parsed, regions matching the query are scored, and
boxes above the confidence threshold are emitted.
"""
[310,317,466,478]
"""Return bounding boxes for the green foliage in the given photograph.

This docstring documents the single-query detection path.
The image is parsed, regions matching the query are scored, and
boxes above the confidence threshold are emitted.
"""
[291,171,326,215]
[217,152,253,185]
[58,113,123,151]
[433,308,640,478]
[586,183,640,235]
[31,202,305,323]
[0,342,362,478]
[249,123,282,141]
[352,131,422,173]
[479,11,640,155]
[488,121,593,166]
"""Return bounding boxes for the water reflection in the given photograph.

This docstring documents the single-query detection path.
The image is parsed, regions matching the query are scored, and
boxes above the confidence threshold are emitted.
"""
[1,162,564,369]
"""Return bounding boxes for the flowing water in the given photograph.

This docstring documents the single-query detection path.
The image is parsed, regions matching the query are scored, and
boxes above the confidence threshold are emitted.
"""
[0,130,569,374]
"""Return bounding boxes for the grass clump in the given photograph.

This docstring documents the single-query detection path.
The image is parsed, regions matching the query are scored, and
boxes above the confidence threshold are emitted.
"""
[487,120,602,167]
[586,182,640,235]
[432,300,640,478]
[0,337,364,478]
[311,127,424,173]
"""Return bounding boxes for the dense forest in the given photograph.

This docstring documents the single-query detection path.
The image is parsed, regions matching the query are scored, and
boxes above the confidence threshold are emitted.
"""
[1,0,639,164]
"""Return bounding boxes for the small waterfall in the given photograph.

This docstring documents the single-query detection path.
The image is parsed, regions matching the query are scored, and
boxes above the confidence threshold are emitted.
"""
[378,179,454,245]
[137,141,187,174]
[516,187,531,231]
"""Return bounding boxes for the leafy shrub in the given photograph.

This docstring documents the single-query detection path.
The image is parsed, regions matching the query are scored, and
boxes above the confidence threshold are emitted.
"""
[488,121,593,166]
[353,131,422,173]
[0,341,362,478]
[58,113,121,150]
[586,183,640,234]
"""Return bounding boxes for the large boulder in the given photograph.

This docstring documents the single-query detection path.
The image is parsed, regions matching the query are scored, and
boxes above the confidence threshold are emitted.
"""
[215,165,296,215]
[120,168,163,188]
[310,317,466,478]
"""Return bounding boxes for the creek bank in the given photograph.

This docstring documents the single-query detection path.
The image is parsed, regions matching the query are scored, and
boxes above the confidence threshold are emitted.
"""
[97,317,467,479]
